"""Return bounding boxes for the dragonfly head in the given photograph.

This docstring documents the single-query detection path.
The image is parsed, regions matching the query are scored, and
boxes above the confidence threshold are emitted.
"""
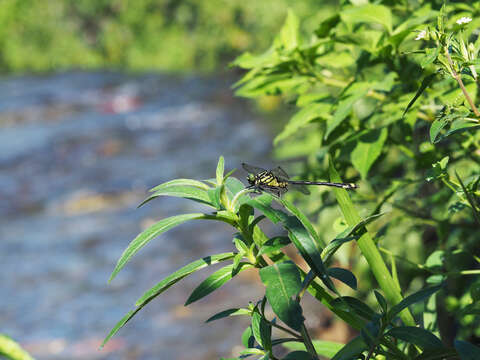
[246,173,256,185]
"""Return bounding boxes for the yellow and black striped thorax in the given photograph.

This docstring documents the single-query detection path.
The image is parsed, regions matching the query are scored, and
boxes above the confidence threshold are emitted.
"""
[253,171,288,189]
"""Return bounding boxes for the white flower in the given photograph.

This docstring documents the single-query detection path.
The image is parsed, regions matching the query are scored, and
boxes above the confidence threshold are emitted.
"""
[415,30,426,40]
[456,17,472,25]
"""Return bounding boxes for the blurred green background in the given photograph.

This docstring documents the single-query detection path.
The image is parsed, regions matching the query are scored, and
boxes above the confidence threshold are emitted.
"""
[0,0,333,73]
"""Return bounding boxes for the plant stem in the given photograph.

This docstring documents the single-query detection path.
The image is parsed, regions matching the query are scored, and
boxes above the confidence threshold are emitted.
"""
[300,324,319,359]
[444,47,480,118]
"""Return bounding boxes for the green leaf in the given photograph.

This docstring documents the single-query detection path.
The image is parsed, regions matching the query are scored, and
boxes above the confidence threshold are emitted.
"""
[0,334,35,360]
[185,263,252,305]
[374,290,388,313]
[386,326,443,349]
[403,72,437,117]
[216,156,225,185]
[387,285,442,322]
[455,340,480,360]
[206,308,250,323]
[413,348,462,360]
[331,336,368,360]
[330,297,377,321]
[274,103,330,145]
[247,194,287,224]
[109,213,205,282]
[430,118,450,144]
[242,326,255,348]
[341,4,393,33]
[277,9,299,51]
[315,14,341,37]
[135,252,235,306]
[282,351,315,360]
[351,128,388,179]
[327,268,357,290]
[421,48,439,68]
[259,261,305,331]
[149,178,210,192]
[139,185,213,208]
[207,186,223,210]
[258,236,291,255]
[278,198,325,248]
[326,83,370,138]
[283,215,336,293]
[455,171,480,225]
[283,340,344,358]
[252,311,272,352]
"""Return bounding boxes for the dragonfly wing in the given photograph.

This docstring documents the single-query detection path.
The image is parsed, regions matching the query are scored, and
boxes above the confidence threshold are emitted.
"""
[290,183,310,195]
[242,163,267,175]
[271,166,290,181]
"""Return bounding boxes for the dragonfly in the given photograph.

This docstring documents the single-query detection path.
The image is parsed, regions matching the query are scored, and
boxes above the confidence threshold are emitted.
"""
[242,163,358,197]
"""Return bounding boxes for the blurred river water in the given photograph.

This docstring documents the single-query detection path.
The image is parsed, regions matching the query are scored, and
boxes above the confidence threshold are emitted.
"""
[0,72,274,359]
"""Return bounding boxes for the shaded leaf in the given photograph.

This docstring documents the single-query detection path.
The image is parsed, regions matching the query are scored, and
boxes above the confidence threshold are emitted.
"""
[109,213,205,282]
[331,297,377,321]
[386,326,443,349]
[252,311,272,351]
[331,336,368,360]
[282,351,315,360]
[258,236,291,255]
[403,72,436,117]
[421,48,439,68]
[259,261,304,331]
[455,340,480,360]
[327,267,357,290]
[387,285,442,322]
[374,290,388,313]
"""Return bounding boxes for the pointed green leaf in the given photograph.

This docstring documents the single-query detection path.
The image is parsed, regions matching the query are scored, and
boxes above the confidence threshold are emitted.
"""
[455,340,480,360]
[139,185,212,208]
[277,9,299,51]
[247,194,288,224]
[274,103,330,145]
[283,215,336,293]
[259,261,304,331]
[430,117,449,143]
[351,128,388,179]
[185,263,252,305]
[279,198,325,248]
[331,336,367,360]
[258,236,291,256]
[283,340,344,358]
[327,268,357,290]
[206,308,250,323]
[403,72,436,117]
[283,351,315,360]
[207,186,223,210]
[149,178,210,192]
[242,326,255,348]
[421,48,439,68]
[387,285,442,322]
[0,334,35,360]
[386,326,443,349]
[109,213,205,282]
[135,252,236,306]
[374,290,388,313]
[216,156,225,185]
[330,297,377,321]
[252,312,272,351]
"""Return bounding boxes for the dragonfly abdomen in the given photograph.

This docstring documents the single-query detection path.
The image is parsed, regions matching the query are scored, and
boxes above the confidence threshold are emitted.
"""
[288,180,358,190]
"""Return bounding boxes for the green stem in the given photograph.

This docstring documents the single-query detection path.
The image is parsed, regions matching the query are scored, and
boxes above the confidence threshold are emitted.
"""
[444,47,480,118]
[300,324,318,359]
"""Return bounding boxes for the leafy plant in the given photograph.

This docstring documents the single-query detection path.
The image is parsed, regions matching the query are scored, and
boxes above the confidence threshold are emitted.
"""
[104,1,480,358]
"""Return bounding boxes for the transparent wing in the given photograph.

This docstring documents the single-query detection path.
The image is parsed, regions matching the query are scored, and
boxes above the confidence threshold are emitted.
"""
[289,183,310,195]
[271,166,289,180]
[242,163,267,175]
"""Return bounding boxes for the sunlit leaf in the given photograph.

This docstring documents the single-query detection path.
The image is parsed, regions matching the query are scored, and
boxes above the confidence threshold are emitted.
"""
[351,127,388,179]
[109,213,206,282]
